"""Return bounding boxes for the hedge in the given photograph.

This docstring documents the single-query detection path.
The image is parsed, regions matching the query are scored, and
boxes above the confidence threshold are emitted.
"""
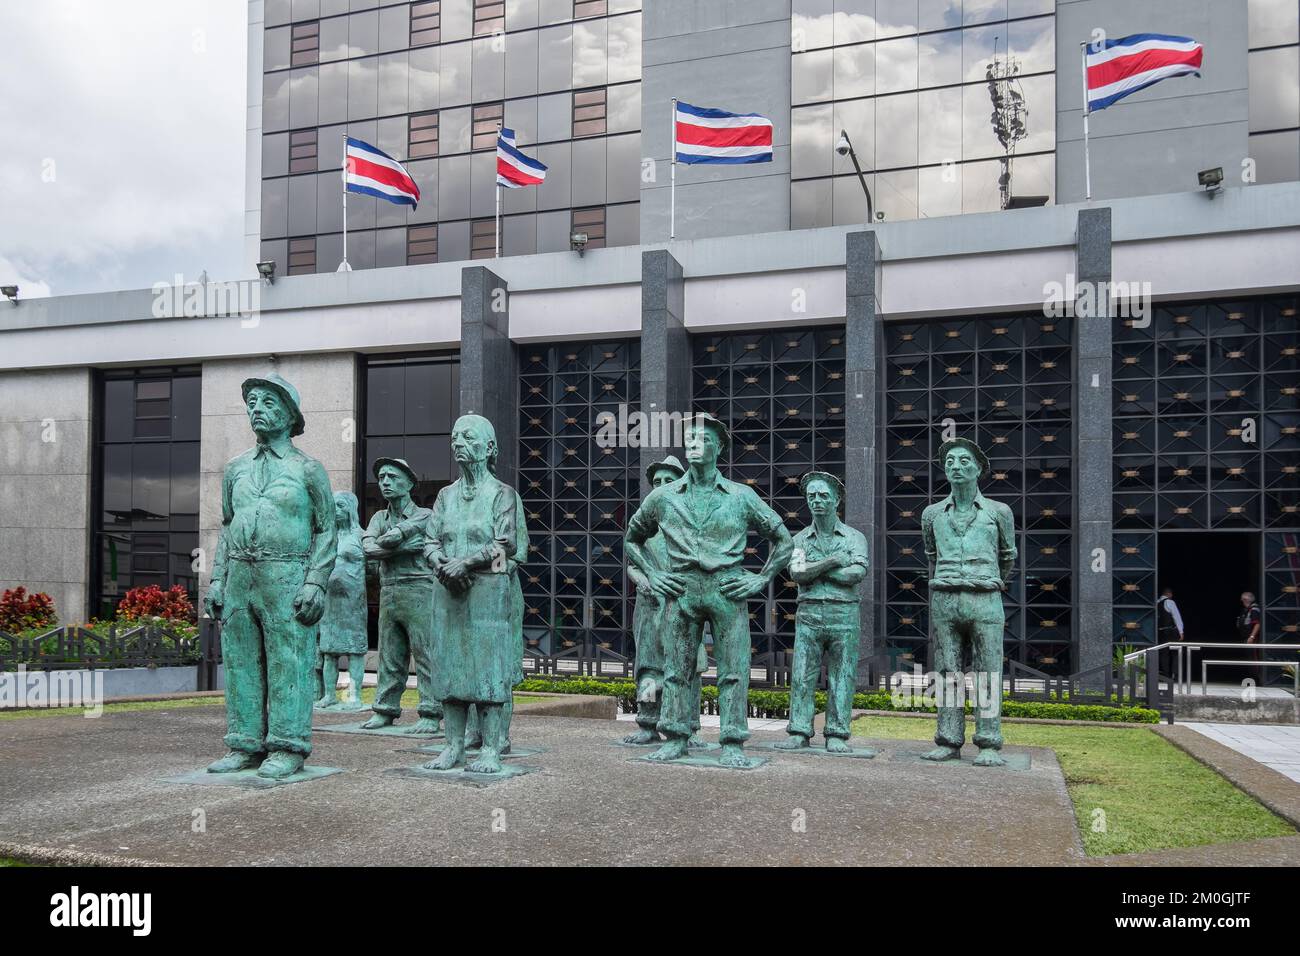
[513,676,1161,724]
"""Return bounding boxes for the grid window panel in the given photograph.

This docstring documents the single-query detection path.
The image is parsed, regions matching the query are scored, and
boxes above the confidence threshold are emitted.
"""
[573,87,608,137]
[287,236,316,274]
[574,0,609,19]
[884,314,1073,673]
[411,1,441,47]
[470,218,496,258]
[289,128,318,173]
[474,0,505,36]
[472,102,504,151]
[571,205,606,248]
[408,111,439,159]
[290,21,319,67]
[407,223,438,264]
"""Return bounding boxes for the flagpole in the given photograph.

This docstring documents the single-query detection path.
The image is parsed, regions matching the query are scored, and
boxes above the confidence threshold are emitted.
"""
[495,122,502,258]
[670,96,677,241]
[339,132,352,271]
[1080,42,1092,202]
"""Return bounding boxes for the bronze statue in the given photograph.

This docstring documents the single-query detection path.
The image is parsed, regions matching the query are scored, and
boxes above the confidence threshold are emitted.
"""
[316,491,369,710]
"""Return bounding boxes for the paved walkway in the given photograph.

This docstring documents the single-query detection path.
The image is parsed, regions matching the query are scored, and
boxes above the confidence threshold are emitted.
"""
[1181,722,1300,783]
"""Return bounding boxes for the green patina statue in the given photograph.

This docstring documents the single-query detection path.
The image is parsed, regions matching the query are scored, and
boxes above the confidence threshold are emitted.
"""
[421,414,528,775]
[775,471,868,753]
[360,458,443,735]
[920,438,1017,767]
[624,454,709,747]
[205,373,337,779]
[315,491,369,711]
[625,413,794,768]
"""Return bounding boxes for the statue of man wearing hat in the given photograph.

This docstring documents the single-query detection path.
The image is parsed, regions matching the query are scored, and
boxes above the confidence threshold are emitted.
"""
[626,412,794,768]
[204,372,337,779]
[624,454,710,747]
[921,438,1017,767]
[360,457,442,735]
[776,471,868,753]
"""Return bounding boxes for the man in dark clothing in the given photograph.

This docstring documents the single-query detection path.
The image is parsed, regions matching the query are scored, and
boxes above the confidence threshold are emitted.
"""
[1156,586,1184,681]
[1238,591,1263,684]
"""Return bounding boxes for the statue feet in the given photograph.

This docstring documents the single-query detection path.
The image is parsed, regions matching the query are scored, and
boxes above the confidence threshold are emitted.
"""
[207,751,262,774]
[500,739,512,756]
[686,734,709,749]
[646,738,689,762]
[774,733,810,750]
[422,747,463,771]
[257,752,305,779]
[973,747,1007,767]
[464,734,483,749]
[360,713,394,730]
[921,744,962,762]
[623,728,662,745]
[825,737,851,754]
[466,748,503,775]
[407,717,442,735]
[314,695,338,709]
[718,743,751,768]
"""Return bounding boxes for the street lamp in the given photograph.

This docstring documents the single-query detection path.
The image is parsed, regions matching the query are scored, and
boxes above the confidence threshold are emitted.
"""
[836,129,877,224]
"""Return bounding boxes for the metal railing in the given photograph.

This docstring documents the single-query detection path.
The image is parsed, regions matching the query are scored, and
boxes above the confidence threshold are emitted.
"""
[1,623,202,672]
[1124,641,1300,700]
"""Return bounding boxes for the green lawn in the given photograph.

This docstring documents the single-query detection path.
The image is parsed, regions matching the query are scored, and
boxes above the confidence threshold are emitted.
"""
[851,714,1296,856]
[0,696,223,721]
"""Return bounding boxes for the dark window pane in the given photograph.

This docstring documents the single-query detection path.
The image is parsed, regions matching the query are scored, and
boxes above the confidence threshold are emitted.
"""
[171,376,201,441]
[366,364,405,434]
[103,379,134,442]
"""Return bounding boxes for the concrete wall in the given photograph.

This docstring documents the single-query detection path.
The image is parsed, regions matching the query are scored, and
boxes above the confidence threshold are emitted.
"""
[0,369,93,624]
[640,0,792,242]
[197,354,359,604]
[244,0,264,280]
[1056,0,1250,203]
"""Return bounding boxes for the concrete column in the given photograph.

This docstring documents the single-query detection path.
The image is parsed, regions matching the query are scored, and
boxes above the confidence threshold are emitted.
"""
[459,266,517,488]
[845,231,884,667]
[1074,206,1114,678]
[0,369,93,624]
[198,354,359,605]
[639,250,689,496]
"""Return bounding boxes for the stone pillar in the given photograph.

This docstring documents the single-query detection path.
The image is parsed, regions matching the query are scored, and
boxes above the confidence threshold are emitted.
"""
[845,231,884,669]
[639,250,689,496]
[1074,207,1114,678]
[198,354,359,607]
[0,369,93,623]
[459,266,517,488]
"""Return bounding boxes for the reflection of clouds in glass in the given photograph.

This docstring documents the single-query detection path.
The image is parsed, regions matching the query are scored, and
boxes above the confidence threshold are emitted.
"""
[834,43,875,99]
[833,8,877,45]
[607,14,640,84]
[793,49,835,103]
[964,0,1008,26]
[876,36,918,93]
[875,92,918,169]
[1009,16,1054,76]
[918,28,961,87]
[876,0,919,37]
[962,158,1002,213]
[918,88,961,165]
[919,0,963,32]
[833,98,873,174]
[572,19,607,87]
[792,103,834,178]
[792,9,835,50]
[963,23,1007,83]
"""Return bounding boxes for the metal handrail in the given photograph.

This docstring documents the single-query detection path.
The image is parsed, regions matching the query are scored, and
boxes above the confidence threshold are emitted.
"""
[1200,659,1300,697]
[1122,641,1300,698]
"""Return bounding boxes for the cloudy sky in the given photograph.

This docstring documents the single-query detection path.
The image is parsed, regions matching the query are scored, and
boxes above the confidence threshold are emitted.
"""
[0,1,246,298]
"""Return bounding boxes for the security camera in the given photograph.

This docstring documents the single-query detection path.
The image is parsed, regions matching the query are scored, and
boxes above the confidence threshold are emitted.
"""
[835,130,852,157]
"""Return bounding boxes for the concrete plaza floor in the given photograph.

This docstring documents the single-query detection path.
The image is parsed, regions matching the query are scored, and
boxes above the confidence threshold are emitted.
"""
[0,705,1085,866]
[1182,722,1300,784]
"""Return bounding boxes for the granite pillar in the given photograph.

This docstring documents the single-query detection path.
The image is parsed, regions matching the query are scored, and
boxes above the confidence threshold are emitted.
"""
[845,231,884,668]
[460,266,517,488]
[1074,207,1114,679]
[638,250,690,496]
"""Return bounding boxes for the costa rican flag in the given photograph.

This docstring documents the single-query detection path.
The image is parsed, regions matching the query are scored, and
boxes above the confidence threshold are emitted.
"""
[344,137,420,207]
[497,128,547,188]
[1085,33,1203,112]
[675,101,773,165]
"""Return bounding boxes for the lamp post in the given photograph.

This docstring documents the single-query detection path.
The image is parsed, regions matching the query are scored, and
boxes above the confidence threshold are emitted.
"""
[836,129,875,224]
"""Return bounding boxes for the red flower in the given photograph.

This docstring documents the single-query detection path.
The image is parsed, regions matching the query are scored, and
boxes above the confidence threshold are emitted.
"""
[0,587,58,633]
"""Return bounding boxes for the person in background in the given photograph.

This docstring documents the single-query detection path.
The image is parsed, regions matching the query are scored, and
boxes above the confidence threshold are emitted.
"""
[1238,591,1263,684]
[1156,586,1184,681]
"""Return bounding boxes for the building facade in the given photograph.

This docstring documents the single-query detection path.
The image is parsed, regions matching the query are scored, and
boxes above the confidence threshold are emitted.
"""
[2,0,1298,683]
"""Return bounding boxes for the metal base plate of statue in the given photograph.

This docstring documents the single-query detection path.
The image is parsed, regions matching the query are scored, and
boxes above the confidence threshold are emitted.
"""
[897,744,1032,771]
[399,743,545,760]
[164,765,344,789]
[314,697,371,714]
[614,736,719,751]
[753,740,877,759]
[385,762,540,788]
[631,751,768,770]
[313,719,444,738]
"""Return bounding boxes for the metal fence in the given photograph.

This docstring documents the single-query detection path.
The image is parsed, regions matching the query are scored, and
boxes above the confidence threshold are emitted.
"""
[0,624,202,672]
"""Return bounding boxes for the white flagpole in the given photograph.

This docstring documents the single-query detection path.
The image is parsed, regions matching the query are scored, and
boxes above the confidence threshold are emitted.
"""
[338,132,352,271]
[495,122,502,258]
[1081,42,1093,202]
[670,97,677,241]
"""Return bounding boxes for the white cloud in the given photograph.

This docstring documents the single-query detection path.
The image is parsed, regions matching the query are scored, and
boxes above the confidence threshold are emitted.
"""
[0,1,246,296]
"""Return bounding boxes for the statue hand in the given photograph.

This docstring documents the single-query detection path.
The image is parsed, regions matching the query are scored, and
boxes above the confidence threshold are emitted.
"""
[646,569,686,598]
[443,558,470,581]
[204,581,224,619]
[377,529,403,548]
[719,570,765,600]
[293,582,326,625]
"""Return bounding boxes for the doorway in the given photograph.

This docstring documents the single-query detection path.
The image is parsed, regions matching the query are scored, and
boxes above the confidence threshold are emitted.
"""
[1157,532,1260,683]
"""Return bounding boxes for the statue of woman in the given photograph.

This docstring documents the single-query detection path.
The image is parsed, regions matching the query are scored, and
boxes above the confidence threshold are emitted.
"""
[422,415,527,774]
[316,491,369,710]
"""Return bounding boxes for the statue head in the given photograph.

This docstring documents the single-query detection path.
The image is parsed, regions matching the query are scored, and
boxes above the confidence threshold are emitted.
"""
[800,471,844,519]
[373,457,418,503]
[683,412,728,469]
[451,414,498,472]
[938,437,988,490]
[334,491,360,531]
[645,454,685,489]
[241,373,305,440]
